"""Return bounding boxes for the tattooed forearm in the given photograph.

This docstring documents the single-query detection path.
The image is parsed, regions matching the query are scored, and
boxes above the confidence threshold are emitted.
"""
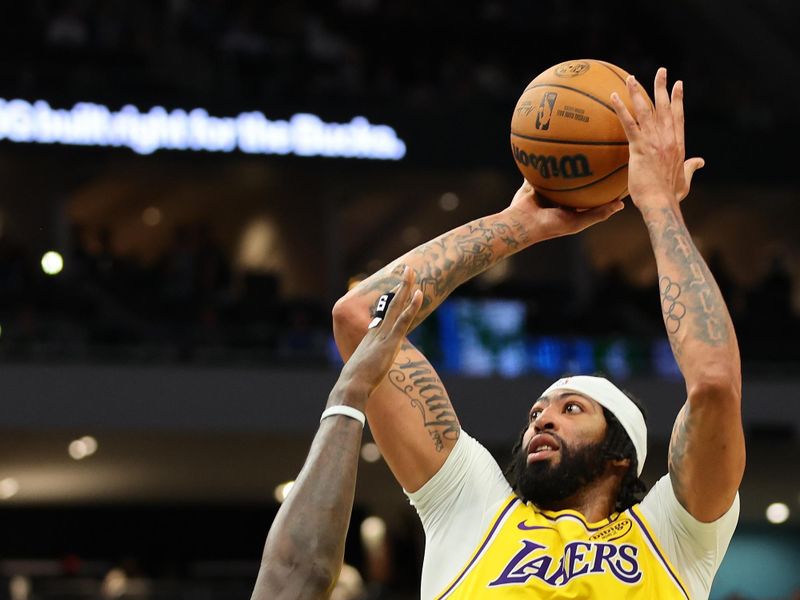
[648,208,730,354]
[387,344,460,450]
[355,213,532,325]
[660,276,686,335]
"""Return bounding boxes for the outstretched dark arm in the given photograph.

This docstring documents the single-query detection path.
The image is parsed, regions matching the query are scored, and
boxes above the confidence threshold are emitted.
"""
[253,389,366,600]
[253,273,422,599]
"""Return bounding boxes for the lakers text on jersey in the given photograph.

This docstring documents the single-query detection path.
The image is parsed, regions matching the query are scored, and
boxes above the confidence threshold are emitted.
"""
[435,495,691,599]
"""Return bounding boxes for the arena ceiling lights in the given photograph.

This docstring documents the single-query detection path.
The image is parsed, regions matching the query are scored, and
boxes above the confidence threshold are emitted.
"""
[0,98,406,160]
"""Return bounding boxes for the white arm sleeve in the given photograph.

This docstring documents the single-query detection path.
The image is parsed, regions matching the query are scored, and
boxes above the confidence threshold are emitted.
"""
[639,474,740,600]
[405,431,512,599]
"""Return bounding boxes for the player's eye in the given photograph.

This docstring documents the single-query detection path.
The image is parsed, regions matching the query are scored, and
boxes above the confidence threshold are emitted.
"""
[565,403,583,414]
[529,409,541,421]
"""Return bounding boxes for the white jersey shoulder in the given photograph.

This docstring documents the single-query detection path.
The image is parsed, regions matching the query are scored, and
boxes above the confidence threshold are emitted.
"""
[406,431,511,599]
[640,473,740,600]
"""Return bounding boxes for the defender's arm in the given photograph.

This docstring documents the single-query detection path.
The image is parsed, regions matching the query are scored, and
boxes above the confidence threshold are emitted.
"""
[254,276,421,599]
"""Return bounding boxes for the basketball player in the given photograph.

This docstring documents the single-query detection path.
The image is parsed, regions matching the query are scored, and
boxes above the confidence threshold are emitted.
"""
[253,270,422,600]
[332,68,742,599]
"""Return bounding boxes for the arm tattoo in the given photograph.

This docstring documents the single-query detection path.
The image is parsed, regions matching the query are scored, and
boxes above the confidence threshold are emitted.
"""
[649,209,730,355]
[357,214,530,321]
[659,276,686,335]
[387,343,460,451]
[668,404,692,504]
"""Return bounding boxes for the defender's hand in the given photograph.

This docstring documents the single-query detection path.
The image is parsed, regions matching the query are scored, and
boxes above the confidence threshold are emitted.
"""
[506,179,624,242]
[335,267,422,403]
[610,68,705,210]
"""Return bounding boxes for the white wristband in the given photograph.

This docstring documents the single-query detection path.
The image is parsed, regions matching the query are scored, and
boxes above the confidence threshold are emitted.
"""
[320,405,366,428]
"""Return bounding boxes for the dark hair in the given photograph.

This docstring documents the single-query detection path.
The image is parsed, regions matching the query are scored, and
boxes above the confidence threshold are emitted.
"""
[503,384,649,513]
[601,401,649,512]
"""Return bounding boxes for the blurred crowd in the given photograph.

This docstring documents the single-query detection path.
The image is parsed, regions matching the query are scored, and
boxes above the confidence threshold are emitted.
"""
[0,0,792,141]
[0,221,797,373]
[0,0,797,371]
[0,223,331,365]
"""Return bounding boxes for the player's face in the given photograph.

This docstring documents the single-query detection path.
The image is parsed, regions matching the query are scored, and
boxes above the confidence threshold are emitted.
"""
[522,392,607,466]
[512,392,610,507]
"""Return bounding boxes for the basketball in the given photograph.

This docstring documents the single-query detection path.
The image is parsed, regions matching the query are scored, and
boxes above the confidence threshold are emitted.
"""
[510,59,646,208]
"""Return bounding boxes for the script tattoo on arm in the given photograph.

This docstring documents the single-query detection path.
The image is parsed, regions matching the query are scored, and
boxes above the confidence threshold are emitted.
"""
[357,214,530,324]
[649,208,730,358]
[387,343,460,451]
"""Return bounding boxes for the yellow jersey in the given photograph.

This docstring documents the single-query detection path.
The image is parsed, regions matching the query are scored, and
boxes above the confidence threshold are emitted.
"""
[435,494,690,599]
[408,432,738,600]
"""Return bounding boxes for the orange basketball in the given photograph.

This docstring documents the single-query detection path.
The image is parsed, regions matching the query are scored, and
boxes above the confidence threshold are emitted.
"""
[510,59,647,208]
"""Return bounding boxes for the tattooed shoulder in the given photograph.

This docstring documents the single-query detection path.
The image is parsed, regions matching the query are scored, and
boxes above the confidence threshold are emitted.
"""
[668,404,693,505]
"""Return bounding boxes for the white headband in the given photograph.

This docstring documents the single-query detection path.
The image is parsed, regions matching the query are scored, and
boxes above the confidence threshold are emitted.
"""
[541,376,647,476]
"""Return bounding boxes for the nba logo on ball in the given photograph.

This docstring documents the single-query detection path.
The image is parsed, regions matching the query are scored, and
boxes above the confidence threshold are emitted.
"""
[555,61,591,78]
[535,93,558,131]
[510,59,649,208]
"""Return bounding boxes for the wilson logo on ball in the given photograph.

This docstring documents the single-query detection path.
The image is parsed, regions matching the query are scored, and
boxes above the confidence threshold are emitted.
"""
[535,92,558,131]
[512,144,594,179]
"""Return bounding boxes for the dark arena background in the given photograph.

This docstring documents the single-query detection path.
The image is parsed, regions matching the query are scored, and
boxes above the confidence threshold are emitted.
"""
[0,1,799,599]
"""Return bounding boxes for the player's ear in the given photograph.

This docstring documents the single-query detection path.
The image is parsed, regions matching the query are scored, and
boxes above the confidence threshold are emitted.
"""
[610,457,631,470]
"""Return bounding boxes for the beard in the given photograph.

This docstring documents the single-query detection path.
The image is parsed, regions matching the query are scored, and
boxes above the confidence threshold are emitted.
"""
[511,436,609,509]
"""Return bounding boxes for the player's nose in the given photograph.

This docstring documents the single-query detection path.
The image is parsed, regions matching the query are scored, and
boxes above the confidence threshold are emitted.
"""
[533,405,557,432]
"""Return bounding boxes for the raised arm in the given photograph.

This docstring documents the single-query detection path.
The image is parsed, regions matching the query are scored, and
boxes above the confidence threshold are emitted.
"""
[333,183,624,492]
[612,69,745,522]
[254,273,422,600]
